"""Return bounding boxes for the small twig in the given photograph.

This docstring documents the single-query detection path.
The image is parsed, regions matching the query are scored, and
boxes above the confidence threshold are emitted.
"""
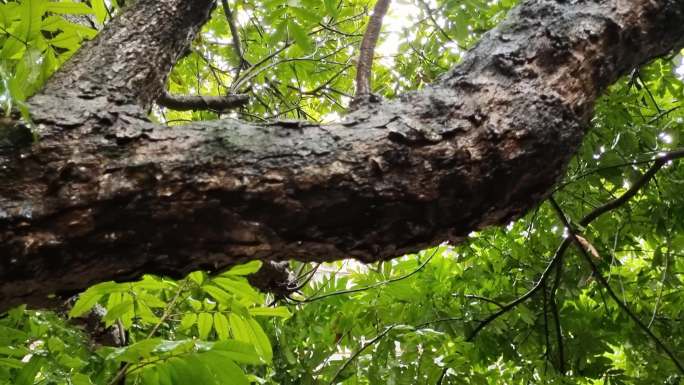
[548,198,684,374]
[636,72,662,113]
[296,247,440,304]
[317,22,364,37]
[327,325,395,385]
[466,244,563,342]
[289,263,321,292]
[579,149,684,226]
[354,0,391,97]
[416,0,454,44]
[463,294,505,309]
[106,280,190,385]
[648,240,669,329]
[436,367,449,384]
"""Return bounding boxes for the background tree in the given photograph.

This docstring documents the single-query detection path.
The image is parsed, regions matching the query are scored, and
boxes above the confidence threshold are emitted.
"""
[0,0,683,384]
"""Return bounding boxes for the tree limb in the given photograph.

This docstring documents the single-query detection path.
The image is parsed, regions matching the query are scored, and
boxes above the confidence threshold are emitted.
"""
[2,0,684,310]
[354,0,391,97]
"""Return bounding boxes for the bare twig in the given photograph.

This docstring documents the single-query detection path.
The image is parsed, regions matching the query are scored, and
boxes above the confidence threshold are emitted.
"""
[157,91,249,111]
[354,0,391,97]
[548,198,684,374]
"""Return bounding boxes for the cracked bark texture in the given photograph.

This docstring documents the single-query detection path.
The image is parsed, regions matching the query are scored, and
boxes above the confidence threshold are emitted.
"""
[1,0,683,311]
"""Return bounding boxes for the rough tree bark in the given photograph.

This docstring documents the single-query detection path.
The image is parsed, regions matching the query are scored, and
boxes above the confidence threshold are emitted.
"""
[0,0,683,311]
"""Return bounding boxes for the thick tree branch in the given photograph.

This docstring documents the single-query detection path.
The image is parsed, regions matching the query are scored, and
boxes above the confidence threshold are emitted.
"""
[41,0,215,110]
[1,1,684,310]
[157,91,249,111]
[354,0,391,97]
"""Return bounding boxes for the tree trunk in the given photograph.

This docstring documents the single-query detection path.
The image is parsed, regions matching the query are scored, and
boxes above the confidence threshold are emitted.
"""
[1,0,682,311]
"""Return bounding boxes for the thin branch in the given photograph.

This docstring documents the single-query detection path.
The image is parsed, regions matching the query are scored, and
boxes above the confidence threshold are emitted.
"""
[416,0,455,44]
[542,282,551,371]
[463,294,505,309]
[327,325,395,385]
[548,198,684,374]
[107,280,190,385]
[157,91,249,111]
[317,22,364,37]
[296,247,441,304]
[548,290,565,374]
[648,239,669,329]
[466,243,564,342]
[354,0,391,97]
[468,149,684,342]
[579,149,684,226]
[221,0,250,72]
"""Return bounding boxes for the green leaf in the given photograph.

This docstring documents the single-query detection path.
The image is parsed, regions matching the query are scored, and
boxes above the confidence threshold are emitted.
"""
[247,318,272,362]
[91,0,108,23]
[202,284,232,305]
[201,351,249,385]
[0,357,23,369]
[248,306,292,318]
[69,291,103,318]
[324,0,338,17]
[136,300,160,324]
[198,312,213,340]
[189,271,205,285]
[107,338,163,363]
[183,354,218,385]
[213,313,230,340]
[228,313,251,343]
[178,313,197,332]
[228,314,272,362]
[103,300,134,324]
[45,2,94,14]
[288,20,312,51]
[71,373,95,385]
[168,357,206,385]
[212,277,262,304]
[15,356,43,385]
[153,339,195,354]
[225,261,263,276]
[211,340,261,364]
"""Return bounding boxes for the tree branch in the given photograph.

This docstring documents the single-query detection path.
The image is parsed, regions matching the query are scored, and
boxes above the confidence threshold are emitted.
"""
[548,290,565,374]
[548,198,684,374]
[3,0,684,310]
[157,91,249,111]
[467,148,684,342]
[354,0,391,97]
